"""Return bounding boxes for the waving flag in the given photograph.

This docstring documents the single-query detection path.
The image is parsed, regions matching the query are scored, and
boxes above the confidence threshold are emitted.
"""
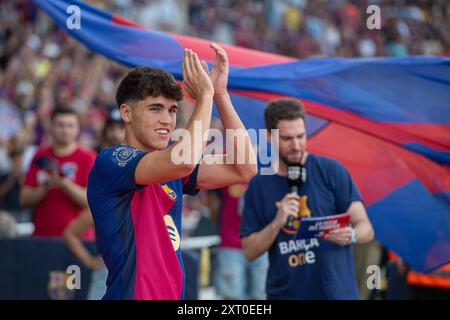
[33,0,450,273]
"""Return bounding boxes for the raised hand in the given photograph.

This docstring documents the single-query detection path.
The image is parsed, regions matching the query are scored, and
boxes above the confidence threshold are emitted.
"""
[182,48,214,100]
[273,193,300,229]
[207,42,229,95]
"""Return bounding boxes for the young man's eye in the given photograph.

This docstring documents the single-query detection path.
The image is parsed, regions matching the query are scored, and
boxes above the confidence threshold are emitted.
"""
[169,109,177,114]
[149,107,160,112]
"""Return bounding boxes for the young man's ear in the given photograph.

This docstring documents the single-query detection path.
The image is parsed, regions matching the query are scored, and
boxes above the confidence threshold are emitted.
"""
[119,104,131,124]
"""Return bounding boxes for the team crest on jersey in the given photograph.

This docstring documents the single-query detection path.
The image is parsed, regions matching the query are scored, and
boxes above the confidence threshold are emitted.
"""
[282,195,312,235]
[112,146,137,167]
[61,162,77,180]
[162,184,177,200]
[164,215,180,251]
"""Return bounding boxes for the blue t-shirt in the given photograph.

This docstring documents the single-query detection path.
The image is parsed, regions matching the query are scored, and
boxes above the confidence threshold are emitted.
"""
[240,154,363,300]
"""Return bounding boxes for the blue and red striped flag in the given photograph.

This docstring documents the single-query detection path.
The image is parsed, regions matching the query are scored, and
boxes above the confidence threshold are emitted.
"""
[33,0,450,273]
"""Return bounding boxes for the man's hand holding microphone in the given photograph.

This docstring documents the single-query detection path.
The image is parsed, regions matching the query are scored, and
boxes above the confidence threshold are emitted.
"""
[271,193,300,230]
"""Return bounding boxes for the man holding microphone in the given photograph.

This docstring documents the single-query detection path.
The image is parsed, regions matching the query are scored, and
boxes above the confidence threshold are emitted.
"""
[241,98,374,299]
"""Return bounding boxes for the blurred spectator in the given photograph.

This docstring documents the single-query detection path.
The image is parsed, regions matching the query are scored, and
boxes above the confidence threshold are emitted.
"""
[0,128,35,222]
[211,184,268,300]
[20,108,96,239]
[182,190,218,238]
[63,208,107,300]
[62,111,128,299]
[95,109,125,152]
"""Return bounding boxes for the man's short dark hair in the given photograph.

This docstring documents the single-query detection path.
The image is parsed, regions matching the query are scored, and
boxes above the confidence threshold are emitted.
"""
[264,98,306,130]
[51,107,80,122]
[115,67,183,107]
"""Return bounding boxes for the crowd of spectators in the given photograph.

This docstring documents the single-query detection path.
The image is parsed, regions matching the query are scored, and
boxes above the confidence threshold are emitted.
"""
[0,0,448,228]
[0,0,448,300]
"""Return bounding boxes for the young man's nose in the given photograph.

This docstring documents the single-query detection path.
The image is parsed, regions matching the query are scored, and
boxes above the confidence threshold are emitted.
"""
[158,117,171,127]
[158,111,173,126]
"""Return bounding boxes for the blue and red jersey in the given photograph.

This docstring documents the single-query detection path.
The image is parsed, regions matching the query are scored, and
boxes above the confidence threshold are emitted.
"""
[87,145,198,300]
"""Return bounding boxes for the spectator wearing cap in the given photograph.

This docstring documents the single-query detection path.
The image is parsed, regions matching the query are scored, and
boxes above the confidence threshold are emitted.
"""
[96,109,125,153]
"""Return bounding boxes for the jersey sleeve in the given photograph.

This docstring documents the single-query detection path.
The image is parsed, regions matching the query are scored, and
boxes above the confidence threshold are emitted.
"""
[182,164,200,196]
[89,146,147,195]
[240,177,267,238]
[331,160,364,213]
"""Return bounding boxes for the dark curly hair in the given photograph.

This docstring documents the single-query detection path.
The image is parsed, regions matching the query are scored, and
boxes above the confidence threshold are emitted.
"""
[264,98,306,130]
[115,67,183,107]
